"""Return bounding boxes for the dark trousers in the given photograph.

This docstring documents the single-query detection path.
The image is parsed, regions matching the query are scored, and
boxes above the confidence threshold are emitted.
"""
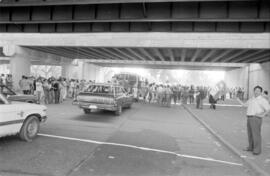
[189,95,194,104]
[247,116,262,154]
[196,97,200,109]
[54,90,60,104]
[210,104,216,109]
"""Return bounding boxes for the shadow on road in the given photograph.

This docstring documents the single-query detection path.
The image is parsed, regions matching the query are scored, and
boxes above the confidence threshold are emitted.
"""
[69,109,125,124]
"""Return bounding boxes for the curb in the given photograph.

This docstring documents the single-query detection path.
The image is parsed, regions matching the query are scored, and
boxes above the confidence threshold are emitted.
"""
[183,105,270,176]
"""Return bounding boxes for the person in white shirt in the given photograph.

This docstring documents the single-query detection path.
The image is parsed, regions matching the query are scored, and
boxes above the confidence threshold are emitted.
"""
[237,85,270,155]
[35,78,44,104]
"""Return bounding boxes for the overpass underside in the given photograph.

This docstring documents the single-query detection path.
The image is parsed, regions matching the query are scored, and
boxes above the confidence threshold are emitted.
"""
[0,0,270,33]
[0,0,269,70]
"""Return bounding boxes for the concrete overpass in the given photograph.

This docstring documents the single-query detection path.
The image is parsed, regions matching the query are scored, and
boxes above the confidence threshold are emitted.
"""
[0,0,270,97]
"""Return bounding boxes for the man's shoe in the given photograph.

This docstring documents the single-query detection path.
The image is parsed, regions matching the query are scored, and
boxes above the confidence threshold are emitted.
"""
[243,147,253,152]
[253,152,261,155]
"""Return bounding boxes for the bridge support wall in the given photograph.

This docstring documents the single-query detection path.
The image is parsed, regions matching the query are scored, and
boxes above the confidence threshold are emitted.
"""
[62,61,104,82]
[10,47,31,91]
[225,62,270,99]
[249,62,270,97]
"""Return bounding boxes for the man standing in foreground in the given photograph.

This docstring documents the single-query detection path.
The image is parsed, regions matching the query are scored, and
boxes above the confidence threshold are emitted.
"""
[237,86,270,155]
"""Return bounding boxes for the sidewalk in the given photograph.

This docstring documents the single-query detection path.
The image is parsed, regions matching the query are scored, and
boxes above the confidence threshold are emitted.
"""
[185,101,270,175]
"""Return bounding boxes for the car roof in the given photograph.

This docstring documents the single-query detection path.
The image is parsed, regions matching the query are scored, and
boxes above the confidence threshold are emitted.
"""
[87,83,123,87]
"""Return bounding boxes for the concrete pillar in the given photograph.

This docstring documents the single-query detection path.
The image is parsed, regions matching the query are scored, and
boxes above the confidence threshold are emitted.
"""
[10,50,31,91]
[225,62,270,99]
[61,64,79,79]
[81,63,105,82]
[224,66,249,98]
[248,62,270,97]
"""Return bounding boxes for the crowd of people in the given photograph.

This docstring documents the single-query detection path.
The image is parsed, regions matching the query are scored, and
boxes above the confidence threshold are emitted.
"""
[0,74,13,90]
[139,83,217,109]
[0,74,97,104]
[138,83,269,110]
[1,73,269,109]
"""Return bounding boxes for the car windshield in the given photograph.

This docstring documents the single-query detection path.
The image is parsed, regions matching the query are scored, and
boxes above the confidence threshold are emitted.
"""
[85,85,114,94]
[0,93,9,104]
[0,85,16,96]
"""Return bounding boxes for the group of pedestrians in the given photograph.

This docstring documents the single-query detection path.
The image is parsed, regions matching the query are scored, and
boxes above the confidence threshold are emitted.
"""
[0,74,13,90]
[139,83,210,108]
[18,75,94,104]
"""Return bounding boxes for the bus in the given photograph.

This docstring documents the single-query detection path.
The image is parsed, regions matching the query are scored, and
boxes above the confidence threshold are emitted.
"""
[112,73,147,100]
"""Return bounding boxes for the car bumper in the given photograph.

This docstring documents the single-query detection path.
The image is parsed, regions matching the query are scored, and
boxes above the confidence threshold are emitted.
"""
[79,103,117,111]
[40,115,47,123]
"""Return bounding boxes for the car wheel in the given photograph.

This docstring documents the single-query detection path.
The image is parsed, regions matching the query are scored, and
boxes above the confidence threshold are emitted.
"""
[126,104,132,109]
[83,109,91,114]
[19,115,40,142]
[115,105,122,116]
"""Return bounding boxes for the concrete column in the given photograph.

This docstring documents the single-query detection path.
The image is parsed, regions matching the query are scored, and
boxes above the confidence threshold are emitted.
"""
[10,50,31,91]
[82,63,105,82]
[248,62,270,97]
[61,64,79,79]
[224,66,249,98]
[225,62,270,99]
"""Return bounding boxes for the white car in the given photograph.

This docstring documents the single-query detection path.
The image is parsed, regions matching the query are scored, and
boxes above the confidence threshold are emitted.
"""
[0,93,47,141]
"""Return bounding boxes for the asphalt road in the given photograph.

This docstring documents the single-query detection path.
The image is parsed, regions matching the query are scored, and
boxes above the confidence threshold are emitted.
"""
[0,100,253,176]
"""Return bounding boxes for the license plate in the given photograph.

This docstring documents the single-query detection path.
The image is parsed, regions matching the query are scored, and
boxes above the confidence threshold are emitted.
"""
[89,105,97,109]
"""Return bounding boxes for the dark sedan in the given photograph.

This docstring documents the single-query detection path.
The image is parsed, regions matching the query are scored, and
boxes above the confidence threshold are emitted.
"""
[77,83,133,115]
[0,85,38,103]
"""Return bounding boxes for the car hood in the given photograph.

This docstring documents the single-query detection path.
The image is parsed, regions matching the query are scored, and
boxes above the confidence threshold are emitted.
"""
[11,101,46,110]
[9,94,37,99]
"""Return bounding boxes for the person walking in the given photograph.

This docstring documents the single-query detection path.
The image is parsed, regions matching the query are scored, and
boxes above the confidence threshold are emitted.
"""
[53,79,60,104]
[35,78,44,104]
[189,86,195,104]
[43,79,50,104]
[237,86,270,155]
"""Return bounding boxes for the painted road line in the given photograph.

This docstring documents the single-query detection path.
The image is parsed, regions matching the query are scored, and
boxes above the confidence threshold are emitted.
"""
[175,102,242,107]
[204,103,242,107]
[38,133,243,166]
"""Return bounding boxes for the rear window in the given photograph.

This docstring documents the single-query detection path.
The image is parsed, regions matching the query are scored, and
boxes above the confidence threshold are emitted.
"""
[84,85,114,94]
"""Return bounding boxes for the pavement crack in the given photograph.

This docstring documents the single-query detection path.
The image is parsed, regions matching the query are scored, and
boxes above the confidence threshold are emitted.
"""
[0,169,53,176]
[65,150,96,176]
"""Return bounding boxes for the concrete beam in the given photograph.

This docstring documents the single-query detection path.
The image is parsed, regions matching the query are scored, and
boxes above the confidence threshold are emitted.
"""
[112,48,137,61]
[168,49,175,62]
[126,48,146,61]
[233,50,268,63]
[86,59,247,70]
[0,0,255,7]
[191,49,201,62]
[138,48,155,61]
[181,49,186,62]
[1,33,270,49]
[211,50,232,62]
[221,50,249,62]
[201,50,216,62]
[153,48,165,61]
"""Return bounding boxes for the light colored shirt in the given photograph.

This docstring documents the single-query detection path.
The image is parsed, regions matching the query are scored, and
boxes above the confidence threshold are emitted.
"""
[36,81,43,92]
[245,95,270,117]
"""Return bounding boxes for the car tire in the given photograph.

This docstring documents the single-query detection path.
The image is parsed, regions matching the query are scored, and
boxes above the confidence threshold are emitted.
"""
[126,104,132,109]
[115,105,122,116]
[19,115,40,142]
[83,109,91,114]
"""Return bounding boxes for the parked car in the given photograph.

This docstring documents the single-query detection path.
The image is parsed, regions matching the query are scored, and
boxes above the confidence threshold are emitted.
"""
[77,83,133,115]
[0,93,47,141]
[0,85,38,103]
